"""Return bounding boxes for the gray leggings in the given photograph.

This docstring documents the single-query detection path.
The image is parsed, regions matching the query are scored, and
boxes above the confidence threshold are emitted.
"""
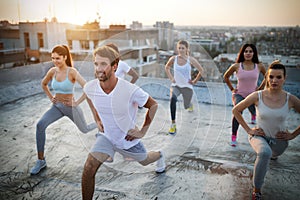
[248,135,288,189]
[170,86,193,120]
[36,102,97,152]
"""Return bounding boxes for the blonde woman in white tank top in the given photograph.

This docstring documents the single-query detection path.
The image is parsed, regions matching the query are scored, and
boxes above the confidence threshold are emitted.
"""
[232,61,300,199]
[165,40,204,134]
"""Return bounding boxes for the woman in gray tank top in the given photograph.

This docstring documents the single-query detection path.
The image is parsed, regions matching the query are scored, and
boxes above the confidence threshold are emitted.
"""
[232,60,300,200]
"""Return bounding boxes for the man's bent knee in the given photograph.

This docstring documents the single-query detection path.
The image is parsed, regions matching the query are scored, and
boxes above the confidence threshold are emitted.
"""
[83,154,102,177]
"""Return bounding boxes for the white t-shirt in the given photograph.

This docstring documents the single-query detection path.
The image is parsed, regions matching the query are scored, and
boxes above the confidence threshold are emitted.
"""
[84,78,149,149]
[115,60,131,79]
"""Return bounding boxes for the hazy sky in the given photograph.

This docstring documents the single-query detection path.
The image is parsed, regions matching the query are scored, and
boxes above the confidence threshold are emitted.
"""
[0,0,299,27]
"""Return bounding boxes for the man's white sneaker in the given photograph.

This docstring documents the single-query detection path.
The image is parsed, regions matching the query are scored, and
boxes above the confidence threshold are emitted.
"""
[156,151,166,173]
[30,159,47,175]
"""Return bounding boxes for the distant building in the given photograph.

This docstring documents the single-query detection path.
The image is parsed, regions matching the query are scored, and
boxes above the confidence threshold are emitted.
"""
[0,19,161,77]
[191,37,220,51]
[0,21,20,49]
[0,21,23,67]
[130,21,143,30]
[154,21,174,51]
[42,23,161,77]
[19,18,77,63]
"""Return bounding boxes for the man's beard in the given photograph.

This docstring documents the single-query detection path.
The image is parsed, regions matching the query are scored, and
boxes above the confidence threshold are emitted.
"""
[95,69,112,82]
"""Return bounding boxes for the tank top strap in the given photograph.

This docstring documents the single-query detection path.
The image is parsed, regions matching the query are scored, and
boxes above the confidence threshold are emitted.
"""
[175,56,178,64]
[239,62,243,69]
[240,62,257,70]
[66,67,70,76]
[187,56,190,64]
[64,67,72,81]
[53,67,70,81]
[258,90,262,101]
[53,69,57,79]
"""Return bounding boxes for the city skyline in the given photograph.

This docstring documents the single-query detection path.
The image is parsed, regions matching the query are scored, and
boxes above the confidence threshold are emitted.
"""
[0,0,299,27]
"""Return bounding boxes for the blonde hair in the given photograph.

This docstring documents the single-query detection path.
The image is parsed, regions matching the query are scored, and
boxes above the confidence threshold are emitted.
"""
[177,40,189,56]
[93,46,120,66]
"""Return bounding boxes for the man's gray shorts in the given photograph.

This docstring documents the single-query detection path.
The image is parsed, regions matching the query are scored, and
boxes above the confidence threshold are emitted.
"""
[91,133,147,162]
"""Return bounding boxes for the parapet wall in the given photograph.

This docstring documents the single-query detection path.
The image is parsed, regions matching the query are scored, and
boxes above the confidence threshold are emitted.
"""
[0,61,299,106]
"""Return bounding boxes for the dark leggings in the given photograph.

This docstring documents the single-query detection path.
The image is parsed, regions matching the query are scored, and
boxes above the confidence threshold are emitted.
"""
[232,93,255,135]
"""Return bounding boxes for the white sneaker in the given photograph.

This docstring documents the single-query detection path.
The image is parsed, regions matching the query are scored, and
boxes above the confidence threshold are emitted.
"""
[30,159,47,175]
[156,151,166,173]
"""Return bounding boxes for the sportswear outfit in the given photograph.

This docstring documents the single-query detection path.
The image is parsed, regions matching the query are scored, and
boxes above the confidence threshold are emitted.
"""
[168,56,193,134]
[249,91,289,190]
[231,63,259,144]
[31,68,97,174]
[84,78,149,161]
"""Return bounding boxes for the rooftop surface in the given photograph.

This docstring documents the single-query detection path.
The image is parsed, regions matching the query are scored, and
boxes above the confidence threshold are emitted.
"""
[0,63,299,199]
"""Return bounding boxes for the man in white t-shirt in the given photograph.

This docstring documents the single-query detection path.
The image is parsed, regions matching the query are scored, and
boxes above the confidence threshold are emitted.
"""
[81,46,165,200]
[106,43,139,84]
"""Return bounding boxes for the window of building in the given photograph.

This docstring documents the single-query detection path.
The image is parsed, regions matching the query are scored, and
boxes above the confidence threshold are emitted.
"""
[80,40,89,50]
[24,32,30,48]
[67,40,73,49]
[37,33,44,48]
[0,42,3,55]
[93,40,99,48]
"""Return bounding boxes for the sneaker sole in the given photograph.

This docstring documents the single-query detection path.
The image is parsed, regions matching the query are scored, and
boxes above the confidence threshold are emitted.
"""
[230,142,237,147]
[155,169,166,174]
[168,129,176,135]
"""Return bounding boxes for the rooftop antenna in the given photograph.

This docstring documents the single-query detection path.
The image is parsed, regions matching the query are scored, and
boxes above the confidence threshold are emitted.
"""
[17,0,21,22]
[96,11,101,28]
[96,1,101,28]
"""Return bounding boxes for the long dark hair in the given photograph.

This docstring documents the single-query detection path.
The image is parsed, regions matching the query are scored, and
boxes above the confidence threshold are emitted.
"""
[236,43,259,63]
[51,45,73,67]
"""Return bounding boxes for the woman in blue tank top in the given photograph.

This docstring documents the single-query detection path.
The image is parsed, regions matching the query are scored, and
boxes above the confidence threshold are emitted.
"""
[233,61,300,199]
[30,45,97,175]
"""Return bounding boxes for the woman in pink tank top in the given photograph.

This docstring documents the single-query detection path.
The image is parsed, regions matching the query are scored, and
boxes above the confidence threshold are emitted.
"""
[224,44,266,146]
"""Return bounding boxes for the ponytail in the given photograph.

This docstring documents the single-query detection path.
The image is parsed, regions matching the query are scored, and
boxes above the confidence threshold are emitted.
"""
[62,45,73,67]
